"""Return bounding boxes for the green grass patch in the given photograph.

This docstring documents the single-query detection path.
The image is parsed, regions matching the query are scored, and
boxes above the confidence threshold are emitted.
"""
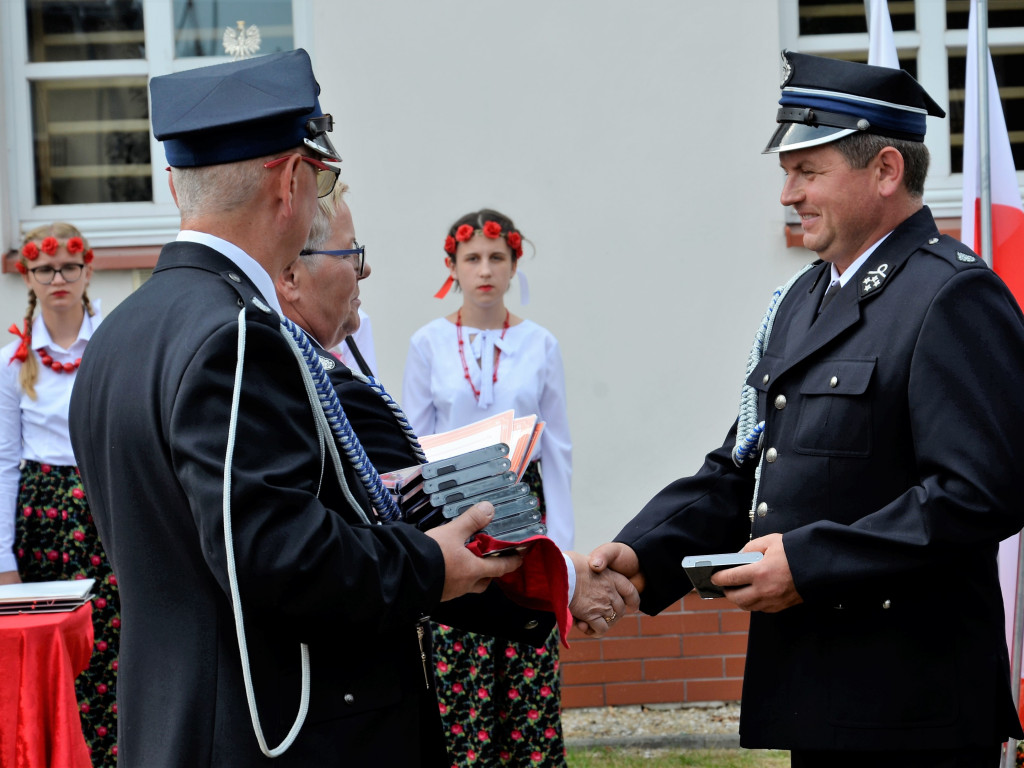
[566,746,790,767]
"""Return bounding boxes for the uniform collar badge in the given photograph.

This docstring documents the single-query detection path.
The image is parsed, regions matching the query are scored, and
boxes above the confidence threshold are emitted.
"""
[318,354,336,371]
[859,263,889,297]
[957,251,977,263]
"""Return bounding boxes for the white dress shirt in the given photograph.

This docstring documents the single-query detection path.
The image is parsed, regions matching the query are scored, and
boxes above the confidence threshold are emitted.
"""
[176,230,283,315]
[403,317,574,551]
[0,305,102,572]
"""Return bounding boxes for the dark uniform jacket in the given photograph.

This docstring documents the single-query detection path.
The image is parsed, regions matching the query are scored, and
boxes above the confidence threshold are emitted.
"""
[69,242,552,768]
[616,207,1024,751]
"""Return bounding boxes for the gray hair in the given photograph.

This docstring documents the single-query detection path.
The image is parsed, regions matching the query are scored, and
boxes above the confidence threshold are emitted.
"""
[171,155,272,220]
[832,133,930,198]
[301,179,351,257]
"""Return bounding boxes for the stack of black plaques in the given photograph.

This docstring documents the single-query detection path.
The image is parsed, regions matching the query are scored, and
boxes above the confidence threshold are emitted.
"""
[393,443,546,542]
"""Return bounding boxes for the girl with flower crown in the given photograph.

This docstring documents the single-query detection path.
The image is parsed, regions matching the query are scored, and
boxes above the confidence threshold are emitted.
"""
[403,208,573,766]
[1,222,119,765]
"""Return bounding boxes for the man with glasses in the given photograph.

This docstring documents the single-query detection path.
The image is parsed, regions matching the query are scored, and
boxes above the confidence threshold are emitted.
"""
[69,49,540,767]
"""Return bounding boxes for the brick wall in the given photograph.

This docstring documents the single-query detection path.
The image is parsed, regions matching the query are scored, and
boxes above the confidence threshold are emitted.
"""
[560,594,750,709]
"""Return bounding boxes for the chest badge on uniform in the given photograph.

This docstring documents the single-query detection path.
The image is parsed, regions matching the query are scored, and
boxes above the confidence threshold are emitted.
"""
[860,263,889,296]
[318,354,336,371]
[957,251,977,263]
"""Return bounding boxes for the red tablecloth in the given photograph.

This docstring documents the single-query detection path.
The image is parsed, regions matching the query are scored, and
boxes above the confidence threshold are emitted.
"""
[0,603,94,768]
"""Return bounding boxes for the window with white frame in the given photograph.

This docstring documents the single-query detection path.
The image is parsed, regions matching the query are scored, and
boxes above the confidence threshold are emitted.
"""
[3,0,307,252]
[779,0,1024,220]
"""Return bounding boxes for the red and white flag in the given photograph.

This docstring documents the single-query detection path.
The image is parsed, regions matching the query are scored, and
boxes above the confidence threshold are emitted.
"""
[960,1,1024,680]
[867,0,899,68]
[960,2,1024,302]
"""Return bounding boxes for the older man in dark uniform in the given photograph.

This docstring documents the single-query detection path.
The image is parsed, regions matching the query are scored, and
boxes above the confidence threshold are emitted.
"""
[68,49,551,767]
[588,52,1024,767]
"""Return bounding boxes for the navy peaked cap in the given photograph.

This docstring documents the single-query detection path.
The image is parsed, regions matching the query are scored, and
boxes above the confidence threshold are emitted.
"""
[764,50,946,154]
[151,48,340,167]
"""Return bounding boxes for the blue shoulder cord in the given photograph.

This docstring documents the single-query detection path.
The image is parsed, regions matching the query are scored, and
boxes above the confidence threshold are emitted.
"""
[279,314,413,521]
[732,264,816,526]
[349,369,427,465]
[223,308,426,758]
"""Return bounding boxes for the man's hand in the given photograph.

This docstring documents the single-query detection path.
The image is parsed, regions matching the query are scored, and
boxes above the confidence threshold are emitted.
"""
[565,544,643,637]
[425,502,523,602]
[712,533,803,613]
[0,570,20,586]
[588,542,645,592]
[565,544,643,638]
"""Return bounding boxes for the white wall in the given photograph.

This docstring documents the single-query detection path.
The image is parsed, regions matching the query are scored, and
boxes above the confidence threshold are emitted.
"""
[309,1,811,553]
[0,1,815,555]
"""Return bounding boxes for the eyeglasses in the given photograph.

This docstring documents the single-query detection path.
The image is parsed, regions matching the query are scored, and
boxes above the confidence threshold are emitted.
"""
[264,154,340,198]
[27,263,85,285]
[300,241,365,277]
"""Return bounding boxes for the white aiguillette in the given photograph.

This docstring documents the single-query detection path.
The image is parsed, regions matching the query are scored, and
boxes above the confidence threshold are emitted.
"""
[0,578,96,614]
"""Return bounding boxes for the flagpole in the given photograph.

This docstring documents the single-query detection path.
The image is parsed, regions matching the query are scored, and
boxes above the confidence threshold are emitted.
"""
[1007,544,1024,768]
[978,0,993,266]
[975,5,1019,766]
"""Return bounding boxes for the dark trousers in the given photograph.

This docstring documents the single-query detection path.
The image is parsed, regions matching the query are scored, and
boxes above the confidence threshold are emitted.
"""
[791,745,1003,768]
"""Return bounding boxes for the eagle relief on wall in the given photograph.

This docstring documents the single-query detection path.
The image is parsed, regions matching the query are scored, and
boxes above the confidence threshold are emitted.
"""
[223,20,261,60]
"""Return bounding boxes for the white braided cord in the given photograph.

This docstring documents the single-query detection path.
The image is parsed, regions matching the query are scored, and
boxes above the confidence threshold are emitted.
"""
[732,262,816,467]
[732,264,817,528]
[224,308,310,758]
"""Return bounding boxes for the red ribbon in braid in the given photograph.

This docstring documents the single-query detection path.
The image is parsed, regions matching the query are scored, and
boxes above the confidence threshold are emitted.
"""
[8,321,30,364]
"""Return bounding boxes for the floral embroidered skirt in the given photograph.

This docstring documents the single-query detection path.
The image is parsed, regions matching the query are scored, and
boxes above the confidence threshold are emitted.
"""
[15,460,120,767]
[433,462,566,766]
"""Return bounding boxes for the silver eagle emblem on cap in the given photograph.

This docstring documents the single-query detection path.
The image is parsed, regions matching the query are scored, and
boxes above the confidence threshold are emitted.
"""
[780,51,794,87]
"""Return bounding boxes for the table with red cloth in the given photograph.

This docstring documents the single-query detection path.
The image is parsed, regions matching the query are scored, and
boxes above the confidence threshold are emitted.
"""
[0,603,94,768]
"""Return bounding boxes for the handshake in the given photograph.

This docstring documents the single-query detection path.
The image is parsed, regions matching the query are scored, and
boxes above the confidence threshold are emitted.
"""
[426,502,642,638]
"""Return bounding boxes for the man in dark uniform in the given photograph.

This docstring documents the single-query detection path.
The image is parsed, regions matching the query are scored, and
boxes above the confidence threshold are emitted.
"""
[586,52,1024,767]
[68,49,555,767]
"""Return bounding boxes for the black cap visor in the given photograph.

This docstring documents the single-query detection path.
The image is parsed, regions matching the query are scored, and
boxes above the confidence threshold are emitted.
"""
[303,113,341,162]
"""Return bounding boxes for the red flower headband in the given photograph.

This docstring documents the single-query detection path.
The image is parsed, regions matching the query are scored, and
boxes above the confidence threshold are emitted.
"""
[436,221,524,299]
[17,236,94,275]
[443,221,524,259]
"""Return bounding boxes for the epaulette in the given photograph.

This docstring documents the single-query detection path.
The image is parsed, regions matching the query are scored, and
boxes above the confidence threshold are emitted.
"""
[216,269,279,326]
[919,234,988,271]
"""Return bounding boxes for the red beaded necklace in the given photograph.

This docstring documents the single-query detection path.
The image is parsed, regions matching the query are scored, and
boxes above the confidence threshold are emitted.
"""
[456,308,509,400]
[37,348,81,374]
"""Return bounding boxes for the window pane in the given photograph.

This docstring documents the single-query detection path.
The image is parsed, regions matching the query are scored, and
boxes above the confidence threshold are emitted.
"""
[173,0,293,58]
[799,0,916,36]
[948,48,1024,173]
[947,0,1024,31]
[25,0,144,62]
[31,79,152,205]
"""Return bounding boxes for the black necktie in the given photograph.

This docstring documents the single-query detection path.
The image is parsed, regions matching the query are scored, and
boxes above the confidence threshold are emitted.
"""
[818,279,841,315]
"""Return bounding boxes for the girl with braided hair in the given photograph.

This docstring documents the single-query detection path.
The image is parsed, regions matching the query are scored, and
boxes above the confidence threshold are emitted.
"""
[404,208,573,766]
[1,222,119,765]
